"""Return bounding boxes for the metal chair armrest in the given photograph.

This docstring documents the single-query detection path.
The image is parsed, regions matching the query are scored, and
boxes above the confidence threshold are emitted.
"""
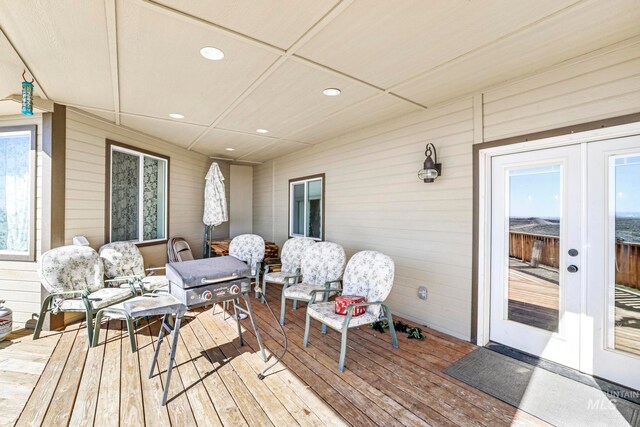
[343,301,389,329]
[309,287,343,304]
[263,263,282,273]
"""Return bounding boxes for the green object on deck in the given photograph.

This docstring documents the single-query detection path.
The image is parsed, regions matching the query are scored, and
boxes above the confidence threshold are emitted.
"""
[370,320,426,340]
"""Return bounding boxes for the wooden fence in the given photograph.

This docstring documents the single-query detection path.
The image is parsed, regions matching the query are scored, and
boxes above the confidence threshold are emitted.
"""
[509,231,640,290]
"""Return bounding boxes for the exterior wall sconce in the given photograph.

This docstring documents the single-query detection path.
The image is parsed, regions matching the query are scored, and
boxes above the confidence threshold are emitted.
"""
[418,143,441,183]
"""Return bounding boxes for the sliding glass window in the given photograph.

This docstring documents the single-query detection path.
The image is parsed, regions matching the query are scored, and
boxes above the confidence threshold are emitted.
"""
[289,174,324,240]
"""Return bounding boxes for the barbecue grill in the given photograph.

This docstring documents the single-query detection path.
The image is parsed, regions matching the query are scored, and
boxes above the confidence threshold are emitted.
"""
[166,256,267,361]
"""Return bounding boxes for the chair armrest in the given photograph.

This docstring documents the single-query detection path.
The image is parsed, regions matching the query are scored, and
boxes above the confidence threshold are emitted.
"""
[281,274,302,290]
[51,289,90,297]
[309,287,343,304]
[105,275,141,283]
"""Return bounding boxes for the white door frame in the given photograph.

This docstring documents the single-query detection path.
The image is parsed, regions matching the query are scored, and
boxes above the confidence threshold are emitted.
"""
[476,121,640,346]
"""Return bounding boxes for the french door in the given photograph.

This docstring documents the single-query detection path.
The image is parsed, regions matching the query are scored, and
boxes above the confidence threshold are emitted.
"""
[489,136,640,390]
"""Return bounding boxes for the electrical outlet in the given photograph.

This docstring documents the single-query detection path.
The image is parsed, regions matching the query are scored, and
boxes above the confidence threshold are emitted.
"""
[418,286,428,300]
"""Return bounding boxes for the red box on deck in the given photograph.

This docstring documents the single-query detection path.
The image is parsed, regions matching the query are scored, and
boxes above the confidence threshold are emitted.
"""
[335,295,366,316]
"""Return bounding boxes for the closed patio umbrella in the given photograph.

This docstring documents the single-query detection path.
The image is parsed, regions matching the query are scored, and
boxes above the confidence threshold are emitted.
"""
[203,162,228,257]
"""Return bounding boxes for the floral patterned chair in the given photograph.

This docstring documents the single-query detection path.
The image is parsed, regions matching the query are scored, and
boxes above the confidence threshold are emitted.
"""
[99,241,168,294]
[34,245,136,345]
[261,237,316,301]
[280,242,346,325]
[229,234,265,286]
[303,250,398,372]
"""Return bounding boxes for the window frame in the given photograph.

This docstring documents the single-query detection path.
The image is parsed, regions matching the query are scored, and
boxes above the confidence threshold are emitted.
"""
[288,173,325,241]
[0,125,37,262]
[105,140,170,247]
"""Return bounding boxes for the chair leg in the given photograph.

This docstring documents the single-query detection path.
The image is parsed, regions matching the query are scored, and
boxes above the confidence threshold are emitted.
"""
[338,328,349,372]
[85,310,95,347]
[92,311,105,347]
[303,312,312,347]
[386,307,399,349]
[125,315,136,352]
[33,295,52,340]
[321,324,327,334]
[261,275,267,304]
[293,300,297,310]
[279,293,287,326]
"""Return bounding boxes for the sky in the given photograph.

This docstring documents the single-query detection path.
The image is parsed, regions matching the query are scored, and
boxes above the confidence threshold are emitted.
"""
[508,157,640,219]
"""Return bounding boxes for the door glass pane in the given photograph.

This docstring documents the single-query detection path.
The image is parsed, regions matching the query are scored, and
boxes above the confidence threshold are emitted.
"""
[306,179,322,239]
[111,150,139,241]
[292,183,305,235]
[507,165,561,332]
[611,154,640,356]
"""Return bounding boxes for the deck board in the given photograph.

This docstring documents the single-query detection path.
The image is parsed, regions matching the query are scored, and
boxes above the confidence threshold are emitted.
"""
[5,285,550,426]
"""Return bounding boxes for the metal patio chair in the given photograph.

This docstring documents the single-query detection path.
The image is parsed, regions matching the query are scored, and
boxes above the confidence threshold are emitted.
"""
[280,242,346,325]
[34,245,136,345]
[99,241,168,294]
[261,237,316,302]
[303,250,398,372]
[225,234,265,317]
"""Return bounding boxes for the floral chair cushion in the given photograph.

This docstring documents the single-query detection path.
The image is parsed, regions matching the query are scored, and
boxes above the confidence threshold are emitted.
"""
[341,250,395,318]
[99,241,146,279]
[307,301,379,330]
[300,242,346,287]
[229,234,265,275]
[264,271,295,284]
[280,237,316,273]
[39,245,105,309]
[59,287,133,312]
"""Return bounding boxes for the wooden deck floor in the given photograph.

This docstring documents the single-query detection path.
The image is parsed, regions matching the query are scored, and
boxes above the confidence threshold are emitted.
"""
[3,287,549,427]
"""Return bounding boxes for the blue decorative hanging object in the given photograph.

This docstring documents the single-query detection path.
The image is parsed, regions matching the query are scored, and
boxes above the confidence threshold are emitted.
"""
[21,70,34,116]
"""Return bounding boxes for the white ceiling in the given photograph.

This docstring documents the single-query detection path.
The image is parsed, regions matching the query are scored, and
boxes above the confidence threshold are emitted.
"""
[0,0,639,162]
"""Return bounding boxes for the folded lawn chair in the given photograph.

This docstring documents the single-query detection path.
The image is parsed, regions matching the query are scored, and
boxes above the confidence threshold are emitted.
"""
[34,245,136,345]
[303,250,398,372]
[168,237,195,262]
[261,237,315,301]
[280,242,346,325]
[99,241,168,294]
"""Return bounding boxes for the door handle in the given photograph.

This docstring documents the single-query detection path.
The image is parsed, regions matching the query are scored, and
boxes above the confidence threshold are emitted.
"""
[567,265,579,273]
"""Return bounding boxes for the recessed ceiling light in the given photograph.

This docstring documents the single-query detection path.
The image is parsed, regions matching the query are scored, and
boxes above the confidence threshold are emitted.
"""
[322,88,341,96]
[225,148,235,151]
[256,128,269,134]
[169,113,184,119]
[200,46,225,61]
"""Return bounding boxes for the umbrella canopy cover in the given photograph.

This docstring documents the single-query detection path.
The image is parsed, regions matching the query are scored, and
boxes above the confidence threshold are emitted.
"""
[203,162,228,226]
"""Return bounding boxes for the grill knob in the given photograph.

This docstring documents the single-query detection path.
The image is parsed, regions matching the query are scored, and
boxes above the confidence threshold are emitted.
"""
[229,284,240,294]
[202,290,212,300]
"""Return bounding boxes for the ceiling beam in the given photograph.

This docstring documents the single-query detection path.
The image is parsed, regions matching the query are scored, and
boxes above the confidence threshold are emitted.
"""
[105,0,121,125]
[186,0,355,151]
[0,24,48,100]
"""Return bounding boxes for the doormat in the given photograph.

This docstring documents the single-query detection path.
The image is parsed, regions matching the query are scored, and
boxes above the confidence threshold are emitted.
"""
[443,348,640,426]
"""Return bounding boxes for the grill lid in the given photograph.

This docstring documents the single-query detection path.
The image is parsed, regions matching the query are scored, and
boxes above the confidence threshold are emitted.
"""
[166,256,250,289]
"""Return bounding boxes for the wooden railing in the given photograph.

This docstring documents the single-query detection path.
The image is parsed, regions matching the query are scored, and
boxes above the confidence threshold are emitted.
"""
[508,231,640,290]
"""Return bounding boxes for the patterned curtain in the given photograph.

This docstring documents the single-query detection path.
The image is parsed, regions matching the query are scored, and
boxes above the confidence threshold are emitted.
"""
[111,150,139,241]
[0,132,30,252]
[143,157,160,240]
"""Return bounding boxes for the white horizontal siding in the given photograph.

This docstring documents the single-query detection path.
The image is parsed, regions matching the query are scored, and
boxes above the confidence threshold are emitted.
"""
[483,37,640,140]
[0,115,43,328]
[65,109,225,269]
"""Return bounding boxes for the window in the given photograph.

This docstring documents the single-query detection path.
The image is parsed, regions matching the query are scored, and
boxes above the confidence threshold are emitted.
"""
[107,141,168,245]
[0,126,36,261]
[289,174,324,240]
